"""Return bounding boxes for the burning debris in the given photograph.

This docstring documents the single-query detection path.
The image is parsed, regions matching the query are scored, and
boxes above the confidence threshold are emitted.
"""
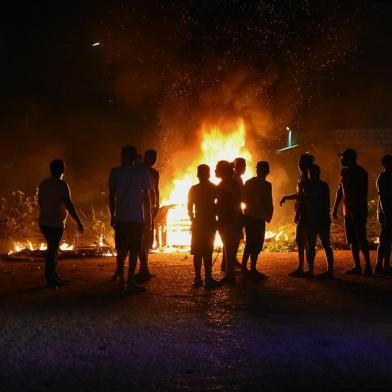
[0,191,115,260]
[5,240,114,261]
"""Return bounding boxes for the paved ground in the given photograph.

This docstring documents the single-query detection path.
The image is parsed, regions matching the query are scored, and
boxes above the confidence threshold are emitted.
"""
[1,251,392,391]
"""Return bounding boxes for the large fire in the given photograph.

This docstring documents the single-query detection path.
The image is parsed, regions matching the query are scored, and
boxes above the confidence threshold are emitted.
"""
[161,119,255,248]
[6,118,287,257]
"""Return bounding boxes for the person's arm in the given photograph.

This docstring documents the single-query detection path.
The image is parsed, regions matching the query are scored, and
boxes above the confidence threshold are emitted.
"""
[142,170,152,228]
[37,185,42,207]
[266,182,273,223]
[187,188,194,221]
[143,188,152,229]
[378,175,391,220]
[280,193,297,206]
[324,182,331,222]
[108,189,116,227]
[154,171,160,218]
[332,183,343,219]
[63,185,84,232]
[108,170,116,227]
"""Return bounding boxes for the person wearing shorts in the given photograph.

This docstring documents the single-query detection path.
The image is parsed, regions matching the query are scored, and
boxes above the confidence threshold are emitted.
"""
[242,161,273,279]
[136,149,160,282]
[188,164,219,288]
[215,160,242,284]
[108,145,150,293]
[280,153,315,277]
[302,165,334,278]
[38,159,84,287]
[332,148,371,275]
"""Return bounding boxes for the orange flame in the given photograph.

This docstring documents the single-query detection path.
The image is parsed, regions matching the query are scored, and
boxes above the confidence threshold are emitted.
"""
[162,119,255,248]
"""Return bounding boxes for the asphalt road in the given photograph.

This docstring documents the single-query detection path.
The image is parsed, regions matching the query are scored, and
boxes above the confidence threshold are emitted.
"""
[1,251,392,391]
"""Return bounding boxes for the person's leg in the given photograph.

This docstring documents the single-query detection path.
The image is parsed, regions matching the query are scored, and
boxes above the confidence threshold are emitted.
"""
[344,216,362,274]
[114,249,127,282]
[242,245,251,272]
[350,242,362,270]
[41,226,63,284]
[305,230,316,275]
[289,223,305,276]
[221,248,226,272]
[113,223,127,281]
[242,222,251,272]
[385,234,392,269]
[138,250,148,273]
[375,226,387,272]
[203,254,219,287]
[193,255,203,286]
[125,222,146,292]
[227,225,239,279]
[358,218,371,275]
[232,224,243,268]
[127,250,138,283]
[220,225,236,281]
[249,252,259,273]
[136,223,154,279]
[203,255,212,280]
[319,226,334,274]
[250,220,266,275]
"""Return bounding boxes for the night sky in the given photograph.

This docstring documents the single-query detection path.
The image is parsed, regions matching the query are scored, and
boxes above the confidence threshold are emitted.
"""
[0,1,391,196]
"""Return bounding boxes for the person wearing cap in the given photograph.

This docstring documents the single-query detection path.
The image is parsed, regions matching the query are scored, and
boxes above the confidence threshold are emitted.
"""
[215,160,242,284]
[241,161,273,279]
[187,164,220,288]
[374,154,392,274]
[280,152,314,277]
[332,148,372,275]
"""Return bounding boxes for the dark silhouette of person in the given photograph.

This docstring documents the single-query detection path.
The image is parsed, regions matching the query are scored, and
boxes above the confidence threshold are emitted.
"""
[187,164,220,288]
[215,160,242,284]
[221,157,246,272]
[108,145,151,293]
[280,153,314,277]
[241,161,273,279]
[374,154,392,274]
[301,164,334,278]
[332,148,372,275]
[38,159,84,287]
[136,149,160,282]
[233,157,246,187]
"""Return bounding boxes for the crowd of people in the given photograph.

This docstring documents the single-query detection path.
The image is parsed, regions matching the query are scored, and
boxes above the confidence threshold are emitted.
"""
[37,145,392,294]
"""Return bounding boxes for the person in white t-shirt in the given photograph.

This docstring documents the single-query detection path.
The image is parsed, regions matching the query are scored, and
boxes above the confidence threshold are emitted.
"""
[38,159,84,287]
[108,145,150,293]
